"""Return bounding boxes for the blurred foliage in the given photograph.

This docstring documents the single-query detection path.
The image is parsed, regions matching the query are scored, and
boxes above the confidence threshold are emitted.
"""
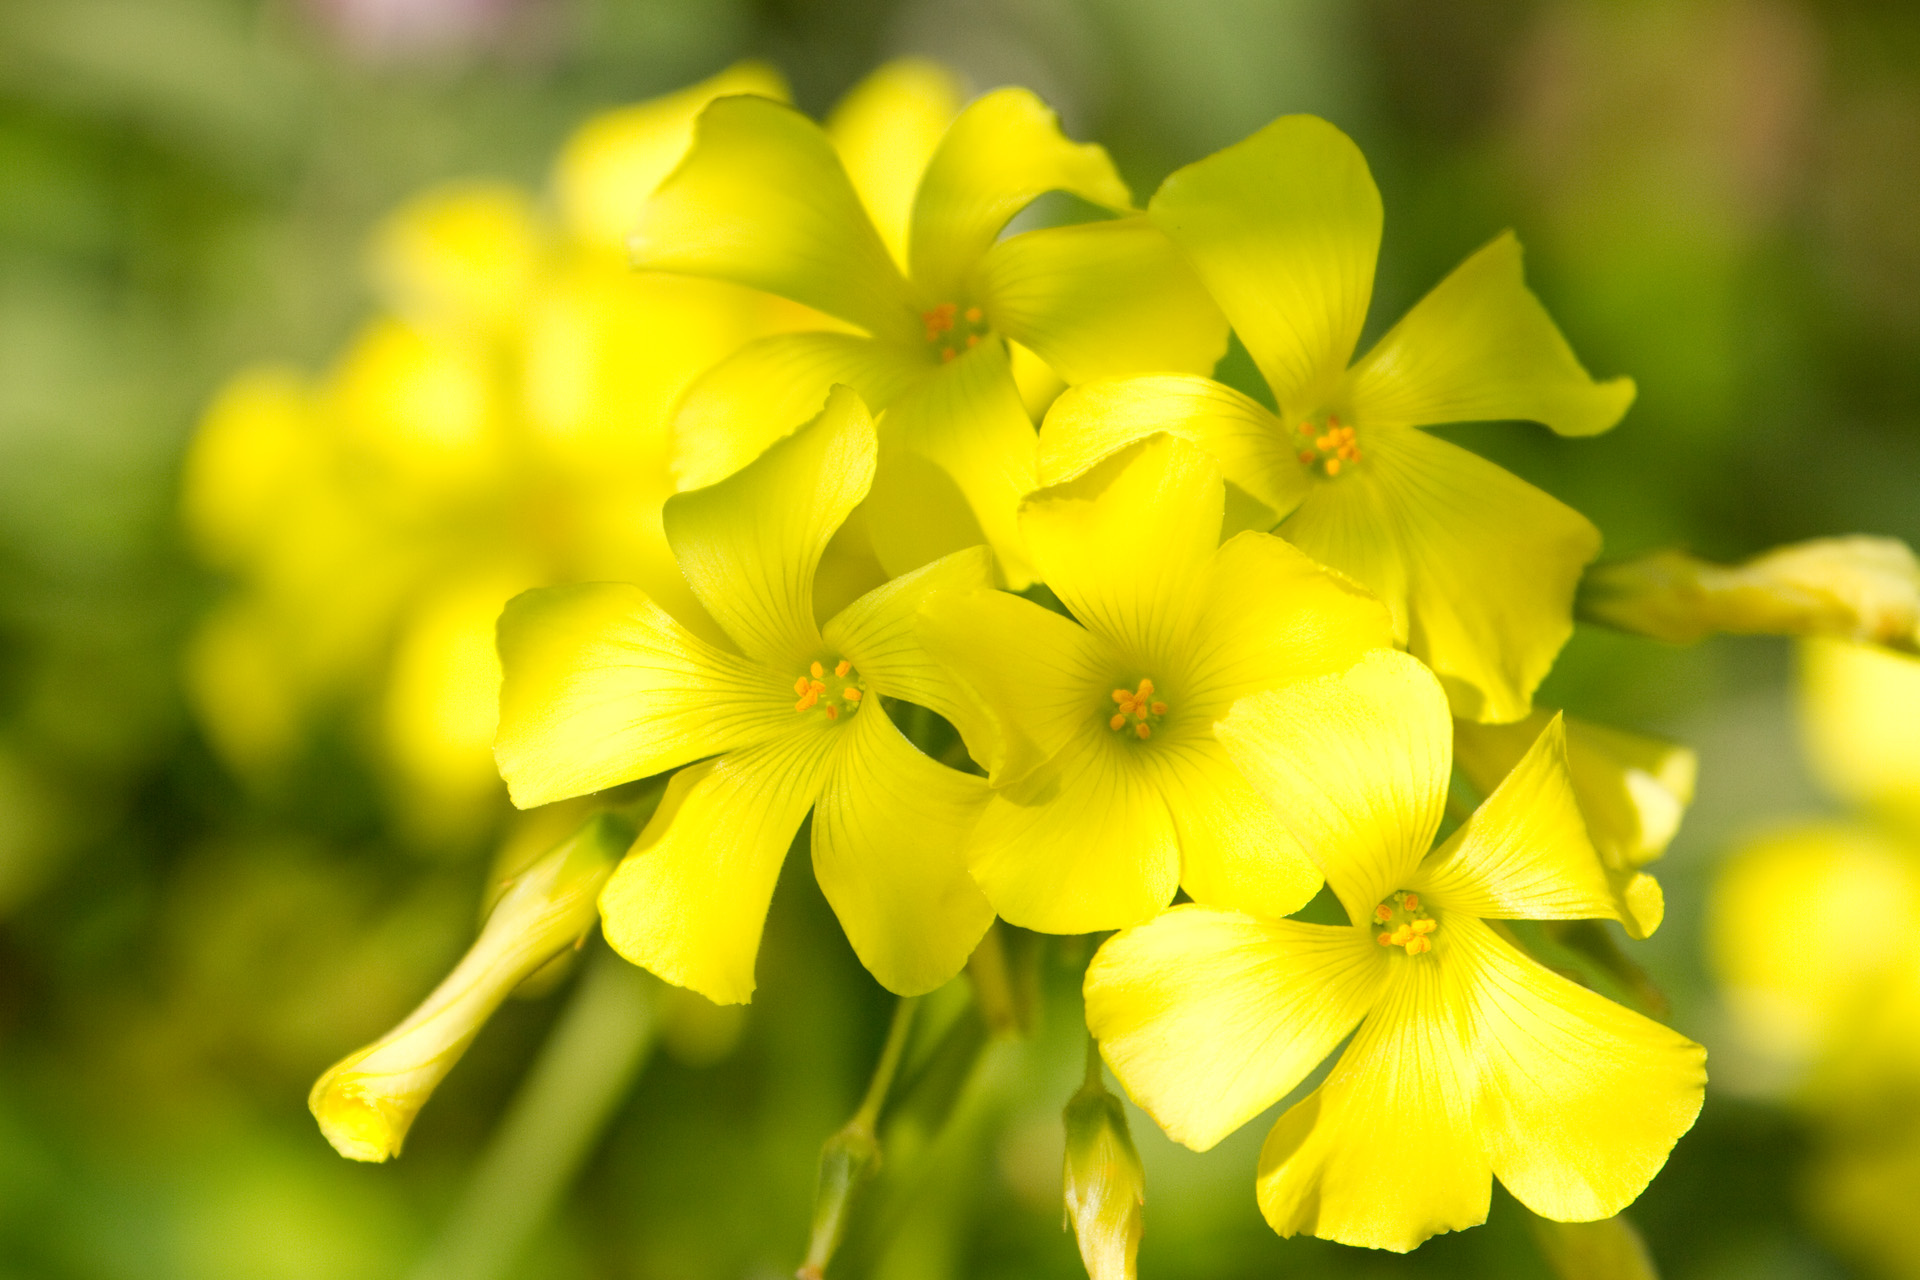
[1,0,1918,1276]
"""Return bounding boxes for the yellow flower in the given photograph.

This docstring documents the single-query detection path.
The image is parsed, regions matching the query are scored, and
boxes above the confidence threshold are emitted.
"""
[1084,649,1704,1252]
[494,388,994,1004]
[1707,640,1920,1278]
[632,75,1228,585]
[1041,115,1633,723]
[1454,711,1695,938]
[309,811,628,1162]
[918,434,1392,933]
[1579,536,1920,654]
[1710,640,1920,1090]
[179,62,828,831]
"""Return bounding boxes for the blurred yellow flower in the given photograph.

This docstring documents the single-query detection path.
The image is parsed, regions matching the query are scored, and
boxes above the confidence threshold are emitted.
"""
[1086,649,1703,1252]
[919,434,1392,933]
[1709,640,1920,1275]
[1042,114,1633,724]
[494,389,993,1005]
[181,62,878,836]
[632,69,1228,585]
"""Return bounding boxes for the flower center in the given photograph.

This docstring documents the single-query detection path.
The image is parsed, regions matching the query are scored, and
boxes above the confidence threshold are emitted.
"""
[794,658,864,722]
[1372,890,1437,954]
[922,302,991,363]
[1108,678,1168,742]
[1294,414,1361,478]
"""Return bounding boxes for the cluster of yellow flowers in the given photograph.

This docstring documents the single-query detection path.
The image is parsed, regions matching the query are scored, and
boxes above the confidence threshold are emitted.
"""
[1710,638,1920,1278]
[207,55,1920,1271]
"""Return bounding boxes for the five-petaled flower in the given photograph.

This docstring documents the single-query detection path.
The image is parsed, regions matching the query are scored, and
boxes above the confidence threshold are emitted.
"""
[1084,648,1705,1251]
[1040,114,1634,723]
[494,387,995,1004]
[631,76,1227,585]
[918,434,1393,933]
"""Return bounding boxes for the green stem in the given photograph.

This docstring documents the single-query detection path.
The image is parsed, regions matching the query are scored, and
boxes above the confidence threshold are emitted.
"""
[409,946,658,1280]
[798,994,919,1280]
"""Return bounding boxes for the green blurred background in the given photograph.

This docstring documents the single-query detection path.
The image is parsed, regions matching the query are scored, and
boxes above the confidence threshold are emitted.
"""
[2,0,1917,1276]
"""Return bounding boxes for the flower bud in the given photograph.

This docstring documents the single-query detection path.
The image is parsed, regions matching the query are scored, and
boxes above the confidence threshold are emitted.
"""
[308,812,631,1161]
[1578,537,1920,652]
[1062,1057,1145,1280]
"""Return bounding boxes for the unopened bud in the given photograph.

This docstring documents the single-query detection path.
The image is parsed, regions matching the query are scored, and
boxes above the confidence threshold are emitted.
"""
[1063,1053,1145,1280]
[308,812,631,1161]
[1579,537,1920,653]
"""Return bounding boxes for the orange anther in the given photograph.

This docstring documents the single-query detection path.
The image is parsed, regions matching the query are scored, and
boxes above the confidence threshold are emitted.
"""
[1150,701,1167,716]
[1374,904,1393,922]
[810,680,826,694]
[1137,678,1154,697]
[826,705,839,720]
[835,659,852,677]
[810,661,824,679]
[1299,450,1316,464]
[1112,689,1132,703]
[1135,722,1152,740]
[842,687,861,702]
[1402,893,1419,911]
[1299,422,1314,435]
[1378,932,1394,946]
[1324,458,1342,477]
[964,306,983,323]
[1411,918,1436,935]
[966,333,979,348]
[941,349,956,362]
[796,691,818,712]
[1110,713,1128,731]
[794,676,811,696]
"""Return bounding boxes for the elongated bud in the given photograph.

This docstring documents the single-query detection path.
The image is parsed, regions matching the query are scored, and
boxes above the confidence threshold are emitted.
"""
[308,812,631,1161]
[1063,1050,1145,1280]
[1578,537,1920,653]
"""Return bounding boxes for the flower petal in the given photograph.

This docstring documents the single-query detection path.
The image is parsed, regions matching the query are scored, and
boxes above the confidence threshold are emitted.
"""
[1449,916,1706,1221]
[1038,374,1307,518]
[1415,714,1624,924]
[908,87,1132,304]
[1798,637,1920,830]
[967,730,1179,933]
[632,94,919,344]
[598,730,836,1004]
[1343,232,1635,438]
[555,61,790,255]
[1455,711,1692,939]
[1454,712,1695,875]
[1215,649,1450,926]
[824,546,995,717]
[827,58,963,272]
[1143,738,1320,921]
[494,583,790,809]
[866,339,1041,585]
[980,216,1227,384]
[1149,115,1381,415]
[670,331,930,490]
[1085,904,1384,1152]
[1282,423,1600,723]
[917,587,1118,786]
[664,385,875,668]
[1021,434,1223,666]
[811,700,994,995]
[1182,530,1394,718]
[1257,950,1491,1251]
